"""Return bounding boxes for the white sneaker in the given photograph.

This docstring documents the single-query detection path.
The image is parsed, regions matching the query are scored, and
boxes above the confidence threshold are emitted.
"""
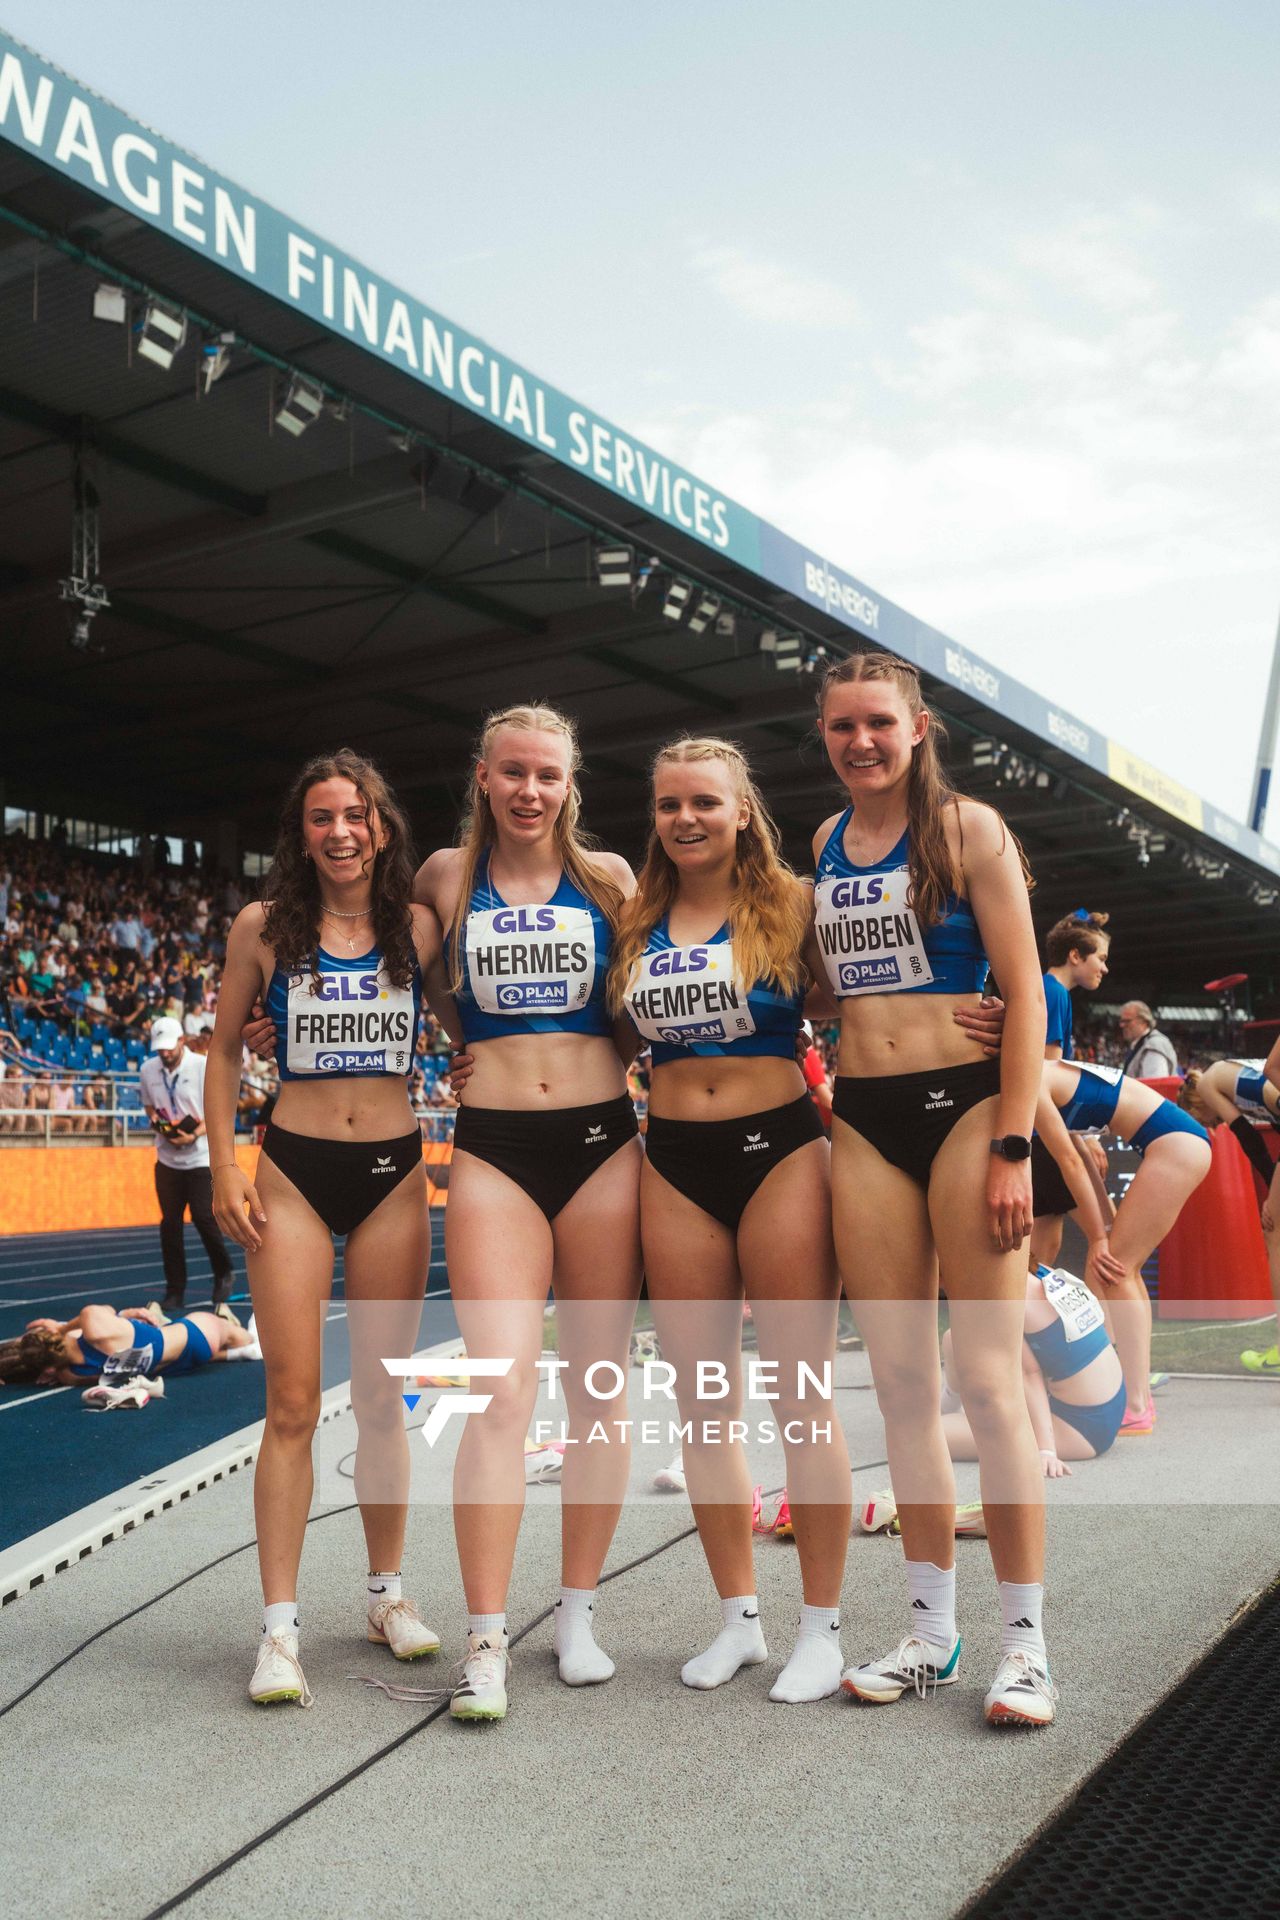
[841,1633,961,1703]
[249,1631,314,1707]
[449,1632,510,1722]
[984,1650,1058,1727]
[651,1451,686,1493]
[81,1376,164,1410]
[367,1597,441,1661]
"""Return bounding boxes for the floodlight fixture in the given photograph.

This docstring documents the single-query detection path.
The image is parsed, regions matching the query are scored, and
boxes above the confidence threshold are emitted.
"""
[595,545,633,588]
[663,578,693,623]
[715,611,737,639]
[687,593,720,635]
[759,628,802,670]
[201,333,235,393]
[274,374,326,437]
[93,282,127,325]
[135,301,187,369]
[970,737,1001,769]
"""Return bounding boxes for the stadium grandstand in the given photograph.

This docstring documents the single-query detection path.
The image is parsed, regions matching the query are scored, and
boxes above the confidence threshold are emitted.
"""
[0,28,1277,1038]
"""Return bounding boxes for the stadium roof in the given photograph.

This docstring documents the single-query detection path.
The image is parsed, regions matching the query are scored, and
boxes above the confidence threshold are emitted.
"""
[1,29,1276,1004]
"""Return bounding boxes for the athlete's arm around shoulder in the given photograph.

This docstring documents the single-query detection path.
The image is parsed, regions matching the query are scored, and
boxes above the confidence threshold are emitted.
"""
[205,906,272,1153]
[409,900,463,1040]
[958,799,1045,1134]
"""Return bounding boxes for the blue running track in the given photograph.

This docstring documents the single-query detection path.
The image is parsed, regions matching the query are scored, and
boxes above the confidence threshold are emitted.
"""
[0,1222,455,1551]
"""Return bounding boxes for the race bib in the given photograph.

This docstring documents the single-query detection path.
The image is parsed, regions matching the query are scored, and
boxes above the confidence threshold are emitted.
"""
[1077,1063,1124,1086]
[624,942,756,1048]
[285,966,416,1074]
[1040,1267,1105,1343]
[102,1345,157,1380]
[813,868,934,996]
[464,904,596,1018]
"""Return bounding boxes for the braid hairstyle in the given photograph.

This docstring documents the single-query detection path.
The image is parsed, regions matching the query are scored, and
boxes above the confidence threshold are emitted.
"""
[609,737,809,1014]
[447,704,626,992]
[816,650,1032,926]
[261,749,418,992]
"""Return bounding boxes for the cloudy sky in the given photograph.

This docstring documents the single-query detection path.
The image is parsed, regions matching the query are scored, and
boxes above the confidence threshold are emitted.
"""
[7,0,1279,831]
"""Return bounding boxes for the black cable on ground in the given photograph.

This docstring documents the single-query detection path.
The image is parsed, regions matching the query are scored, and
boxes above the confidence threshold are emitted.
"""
[139,1463,894,1920]
[0,1503,360,1719]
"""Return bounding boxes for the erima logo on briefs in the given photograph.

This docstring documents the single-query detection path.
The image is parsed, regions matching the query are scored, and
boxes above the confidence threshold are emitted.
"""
[585,1125,607,1145]
[371,1155,396,1174]
[743,1132,770,1153]
[838,959,900,990]
[924,1089,953,1110]
[496,981,569,1010]
[382,1356,515,1446]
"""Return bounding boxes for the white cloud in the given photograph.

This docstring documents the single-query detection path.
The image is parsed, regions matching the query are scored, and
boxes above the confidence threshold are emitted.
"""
[1016,208,1163,310]
[690,244,860,329]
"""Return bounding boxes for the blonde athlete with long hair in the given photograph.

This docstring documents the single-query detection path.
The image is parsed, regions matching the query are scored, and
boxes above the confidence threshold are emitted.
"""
[610,738,852,1702]
[415,705,641,1722]
[811,652,1056,1728]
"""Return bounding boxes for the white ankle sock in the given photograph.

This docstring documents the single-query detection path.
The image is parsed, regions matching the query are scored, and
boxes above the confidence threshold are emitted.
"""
[905,1559,956,1649]
[553,1586,615,1686]
[998,1580,1047,1663]
[681,1595,767,1691]
[468,1611,507,1643]
[367,1570,401,1614]
[263,1601,298,1639]
[768,1602,844,1703]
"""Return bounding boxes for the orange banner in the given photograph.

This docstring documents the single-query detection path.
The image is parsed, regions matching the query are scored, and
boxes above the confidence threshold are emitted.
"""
[0,1142,452,1235]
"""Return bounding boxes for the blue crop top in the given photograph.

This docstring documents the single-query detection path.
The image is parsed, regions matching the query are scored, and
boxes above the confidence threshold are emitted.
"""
[69,1321,165,1378]
[446,852,614,1043]
[1057,1062,1124,1134]
[1024,1269,1111,1382]
[813,809,988,998]
[622,916,803,1067]
[1044,974,1075,1059]
[265,946,422,1080]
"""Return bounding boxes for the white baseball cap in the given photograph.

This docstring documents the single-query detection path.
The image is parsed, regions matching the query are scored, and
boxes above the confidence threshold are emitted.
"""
[149,1017,185,1051]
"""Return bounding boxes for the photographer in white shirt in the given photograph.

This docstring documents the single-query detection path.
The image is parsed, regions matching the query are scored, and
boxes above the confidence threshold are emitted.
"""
[139,1017,234,1318]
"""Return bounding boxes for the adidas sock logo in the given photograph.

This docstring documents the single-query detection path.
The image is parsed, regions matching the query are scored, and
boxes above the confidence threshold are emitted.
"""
[1010,1616,1035,1629]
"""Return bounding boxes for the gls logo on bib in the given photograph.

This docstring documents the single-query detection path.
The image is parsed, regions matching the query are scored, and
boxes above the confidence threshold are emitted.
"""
[813,868,934,997]
[286,965,416,1075]
[465,904,595,1017]
[625,941,755,1048]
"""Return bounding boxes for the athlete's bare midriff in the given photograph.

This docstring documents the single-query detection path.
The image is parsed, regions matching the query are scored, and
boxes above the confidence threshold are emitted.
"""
[460,1029,627,1111]
[836,991,986,1078]
[648,1052,805,1123]
[271,1075,417,1140]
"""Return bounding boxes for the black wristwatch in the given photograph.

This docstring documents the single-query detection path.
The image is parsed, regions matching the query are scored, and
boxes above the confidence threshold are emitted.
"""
[990,1134,1032,1161]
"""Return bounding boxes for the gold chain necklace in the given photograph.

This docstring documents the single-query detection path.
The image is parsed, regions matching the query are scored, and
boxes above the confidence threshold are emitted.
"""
[320,908,372,954]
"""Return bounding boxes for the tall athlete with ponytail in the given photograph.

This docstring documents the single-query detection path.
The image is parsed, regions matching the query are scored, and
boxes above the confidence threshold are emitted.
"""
[811,653,1056,1728]
[611,738,852,1703]
[415,706,641,1723]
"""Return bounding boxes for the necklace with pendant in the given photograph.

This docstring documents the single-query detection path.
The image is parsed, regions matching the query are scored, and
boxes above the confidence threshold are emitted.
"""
[321,907,372,954]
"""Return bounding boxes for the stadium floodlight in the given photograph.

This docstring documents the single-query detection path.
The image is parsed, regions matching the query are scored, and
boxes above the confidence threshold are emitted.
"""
[274,375,326,437]
[135,301,187,369]
[687,593,720,635]
[201,333,235,394]
[970,737,1001,769]
[715,611,737,639]
[595,545,633,589]
[800,644,829,676]
[93,282,127,325]
[663,578,693,622]
[759,628,802,670]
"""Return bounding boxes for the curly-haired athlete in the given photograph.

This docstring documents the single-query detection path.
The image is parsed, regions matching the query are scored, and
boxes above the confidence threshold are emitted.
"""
[206,749,461,1708]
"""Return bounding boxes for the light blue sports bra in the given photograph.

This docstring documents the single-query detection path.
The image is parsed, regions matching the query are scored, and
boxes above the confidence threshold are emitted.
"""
[813,809,988,998]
